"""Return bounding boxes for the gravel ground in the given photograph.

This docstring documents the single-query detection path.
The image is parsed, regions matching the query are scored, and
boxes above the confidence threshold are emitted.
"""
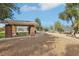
[0,33,56,56]
[0,32,79,56]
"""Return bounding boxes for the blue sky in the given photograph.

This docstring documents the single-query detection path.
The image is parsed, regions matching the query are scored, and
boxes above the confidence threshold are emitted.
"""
[0,3,70,27]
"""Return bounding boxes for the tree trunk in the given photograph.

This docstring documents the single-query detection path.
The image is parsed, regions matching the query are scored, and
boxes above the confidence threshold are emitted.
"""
[72,26,78,37]
[70,19,74,26]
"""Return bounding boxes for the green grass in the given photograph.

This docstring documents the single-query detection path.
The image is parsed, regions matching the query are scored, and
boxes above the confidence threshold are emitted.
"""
[16,32,28,37]
[0,32,5,38]
[0,32,28,38]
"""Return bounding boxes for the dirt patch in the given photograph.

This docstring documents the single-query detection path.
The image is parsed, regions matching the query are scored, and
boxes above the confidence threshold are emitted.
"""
[46,32,79,56]
[0,32,79,56]
[65,44,79,56]
[0,33,56,56]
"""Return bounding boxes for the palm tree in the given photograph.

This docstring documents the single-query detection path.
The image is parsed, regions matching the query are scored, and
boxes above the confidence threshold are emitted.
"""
[0,3,19,20]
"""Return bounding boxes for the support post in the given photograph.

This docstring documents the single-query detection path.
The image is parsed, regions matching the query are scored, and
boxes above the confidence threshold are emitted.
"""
[27,26,31,35]
[5,25,16,38]
[5,24,12,38]
[30,26,36,36]
[12,25,16,37]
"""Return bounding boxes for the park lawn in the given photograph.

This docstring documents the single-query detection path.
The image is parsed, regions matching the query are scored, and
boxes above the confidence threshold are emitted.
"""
[0,32,5,38]
[0,32,28,38]
[17,32,28,37]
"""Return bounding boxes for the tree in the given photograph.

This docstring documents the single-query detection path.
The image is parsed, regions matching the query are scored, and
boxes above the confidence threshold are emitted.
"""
[54,21,63,32]
[0,3,19,20]
[59,3,79,36]
[59,4,78,26]
[35,17,42,31]
[73,20,79,36]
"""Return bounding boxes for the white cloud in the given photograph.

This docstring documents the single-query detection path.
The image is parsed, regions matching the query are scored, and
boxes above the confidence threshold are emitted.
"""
[39,3,61,11]
[20,3,62,12]
[20,5,38,12]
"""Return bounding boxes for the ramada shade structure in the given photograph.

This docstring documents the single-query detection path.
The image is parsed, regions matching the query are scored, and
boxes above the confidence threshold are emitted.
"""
[0,20,37,26]
[0,20,37,38]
